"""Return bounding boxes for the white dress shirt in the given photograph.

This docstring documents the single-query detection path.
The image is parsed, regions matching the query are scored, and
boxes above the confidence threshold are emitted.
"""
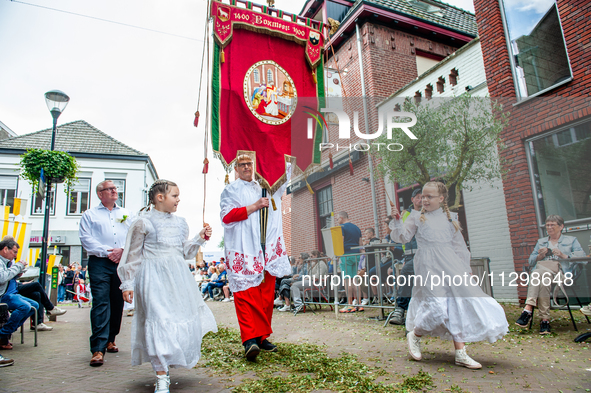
[79,203,133,258]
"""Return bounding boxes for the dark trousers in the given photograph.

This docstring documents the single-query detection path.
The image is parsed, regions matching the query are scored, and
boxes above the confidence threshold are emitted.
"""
[396,256,415,310]
[17,281,54,324]
[87,256,124,354]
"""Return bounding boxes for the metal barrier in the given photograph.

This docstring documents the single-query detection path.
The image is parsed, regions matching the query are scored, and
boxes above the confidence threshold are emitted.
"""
[289,249,400,319]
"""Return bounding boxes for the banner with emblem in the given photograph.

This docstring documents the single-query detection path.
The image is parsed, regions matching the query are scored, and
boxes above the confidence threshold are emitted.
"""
[211,0,325,193]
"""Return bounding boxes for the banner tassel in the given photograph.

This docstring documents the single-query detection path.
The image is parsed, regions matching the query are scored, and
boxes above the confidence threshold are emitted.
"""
[224,173,230,185]
[312,70,317,84]
[349,157,354,176]
[202,158,209,174]
[329,152,334,169]
[306,178,314,194]
[221,48,226,63]
[271,197,277,211]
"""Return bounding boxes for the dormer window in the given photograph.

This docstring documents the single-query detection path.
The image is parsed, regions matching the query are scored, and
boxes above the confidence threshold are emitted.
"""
[408,0,443,16]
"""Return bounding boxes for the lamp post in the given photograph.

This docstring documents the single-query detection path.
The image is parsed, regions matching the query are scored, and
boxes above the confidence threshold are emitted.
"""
[39,90,69,291]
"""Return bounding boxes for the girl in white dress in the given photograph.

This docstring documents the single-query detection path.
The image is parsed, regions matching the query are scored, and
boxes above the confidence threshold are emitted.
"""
[118,180,217,393]
[389,181,508,369]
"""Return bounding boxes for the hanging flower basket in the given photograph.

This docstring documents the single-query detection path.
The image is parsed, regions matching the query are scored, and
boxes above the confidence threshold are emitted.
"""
[19,149,79,193]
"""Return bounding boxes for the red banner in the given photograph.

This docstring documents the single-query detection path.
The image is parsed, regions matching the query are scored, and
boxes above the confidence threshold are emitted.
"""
[211,1,324,192]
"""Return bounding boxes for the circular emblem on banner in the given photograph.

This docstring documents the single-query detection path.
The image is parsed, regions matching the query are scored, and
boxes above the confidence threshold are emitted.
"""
[243,60,297,125]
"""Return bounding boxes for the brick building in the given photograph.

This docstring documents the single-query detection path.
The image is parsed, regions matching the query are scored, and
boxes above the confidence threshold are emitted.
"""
[473,0,591,300]
[287,0,477,258]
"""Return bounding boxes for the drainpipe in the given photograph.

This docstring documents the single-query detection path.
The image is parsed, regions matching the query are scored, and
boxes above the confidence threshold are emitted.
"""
[356,22,380,237]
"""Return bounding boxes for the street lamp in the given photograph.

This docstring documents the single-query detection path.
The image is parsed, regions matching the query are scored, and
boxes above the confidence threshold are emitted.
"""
[39,90,69,291]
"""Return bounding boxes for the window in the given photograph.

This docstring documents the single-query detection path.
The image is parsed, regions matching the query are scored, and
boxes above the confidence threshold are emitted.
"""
[414,91,422,104]
[68,178,91,215]
[449,68,458,86]
[326,1,351,24]
[436,76,445,93]
[0,176,18,213]
[500,0,572,98]
[267,69,274,84]
[317,185,334,253]
[111,179,126,207]
[527,118,591,224]
[31,186,56,215]
[253,69,260,83]
[425,84,433,100]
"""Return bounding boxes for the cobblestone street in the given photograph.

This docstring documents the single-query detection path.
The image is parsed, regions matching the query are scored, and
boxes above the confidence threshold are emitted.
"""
[1,301,590,392]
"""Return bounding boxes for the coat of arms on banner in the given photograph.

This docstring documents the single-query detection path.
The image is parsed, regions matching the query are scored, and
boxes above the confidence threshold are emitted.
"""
[217,6,231,22]
[244,60,298,125]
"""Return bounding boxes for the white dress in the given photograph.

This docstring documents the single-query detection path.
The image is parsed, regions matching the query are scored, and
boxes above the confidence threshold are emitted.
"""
[390,208,508,343]
[118,209,217,371]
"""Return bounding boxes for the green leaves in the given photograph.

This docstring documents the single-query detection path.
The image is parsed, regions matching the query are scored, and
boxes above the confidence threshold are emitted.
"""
[374,96,510,209]
[19,149,79,193]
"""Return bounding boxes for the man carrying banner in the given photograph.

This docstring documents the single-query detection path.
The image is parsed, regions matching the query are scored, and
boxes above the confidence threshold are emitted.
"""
[220,154,291,361]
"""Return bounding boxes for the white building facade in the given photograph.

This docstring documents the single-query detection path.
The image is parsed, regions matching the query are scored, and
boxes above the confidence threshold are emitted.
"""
[378,38,517,302]
[0,120,158,267]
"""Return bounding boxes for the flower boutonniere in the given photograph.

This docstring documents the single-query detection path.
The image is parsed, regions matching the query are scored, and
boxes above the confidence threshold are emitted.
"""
[117,215,129,224]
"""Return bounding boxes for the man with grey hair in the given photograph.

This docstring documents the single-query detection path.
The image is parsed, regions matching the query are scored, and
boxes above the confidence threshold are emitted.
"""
[79,180,132,367]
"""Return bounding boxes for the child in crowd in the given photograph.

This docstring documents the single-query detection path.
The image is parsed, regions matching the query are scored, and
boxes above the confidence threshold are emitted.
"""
[389,181,508,369]
[118,179,217,393]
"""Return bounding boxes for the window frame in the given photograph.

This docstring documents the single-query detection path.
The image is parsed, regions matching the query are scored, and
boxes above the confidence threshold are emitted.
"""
[498,0,573,103]
[66,177,92,216]
[525,117,591,237]
[31,184,56,216]
[0,175,19,214]
[110,179,126,208]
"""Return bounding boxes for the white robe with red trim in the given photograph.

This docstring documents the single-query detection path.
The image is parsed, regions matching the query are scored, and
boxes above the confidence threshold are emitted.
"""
[220,167,291,293]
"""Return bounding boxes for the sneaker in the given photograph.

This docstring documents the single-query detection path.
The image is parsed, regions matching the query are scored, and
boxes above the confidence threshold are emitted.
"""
[33,323,53,331]
[126,310,135,317]
[0,354,14,367]
[47,307,67,316]
[202,293,209,300]
[352,299,358,306]
[580,305,591,316]
[273,297,284,306]
[407,331,422,361]
[389,307,406,325]
[277,305,290,312]
[455,348,482,369]
[154,374,170,393]
[243,339,260,361]
[515,310,532,328]
[259,339,278,352]
[222,298,232,303]
[293,303,305,314]
[361,298,369,306]
[539,320,551,335]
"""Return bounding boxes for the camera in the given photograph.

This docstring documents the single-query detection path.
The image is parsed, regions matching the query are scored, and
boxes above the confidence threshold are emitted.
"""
[545,248,553,257]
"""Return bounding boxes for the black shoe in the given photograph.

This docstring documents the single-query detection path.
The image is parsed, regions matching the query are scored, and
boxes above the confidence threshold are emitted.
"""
[515,311,532,328]
[259,339,278,352]
[243,339,260,361]
[539,320,551,335]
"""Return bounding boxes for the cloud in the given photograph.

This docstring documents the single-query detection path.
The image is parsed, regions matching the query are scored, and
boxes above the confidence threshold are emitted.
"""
[504,0,554,14]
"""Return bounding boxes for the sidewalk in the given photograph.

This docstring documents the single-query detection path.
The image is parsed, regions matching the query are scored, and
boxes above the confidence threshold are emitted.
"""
[0,304,229,393]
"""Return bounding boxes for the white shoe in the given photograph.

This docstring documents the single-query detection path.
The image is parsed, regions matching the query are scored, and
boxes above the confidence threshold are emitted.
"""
[222,298,232,303]
[154,374,170,393]
[48,307,67,316]
[580,305,591,316]
[407,331,422,361]
[202,294,209,300]
[361,298,369,306]
[35,323,53,331]
[273,297,284,306]
[277,305,290,312]
[455,348,482,369]
[352,299,358,306]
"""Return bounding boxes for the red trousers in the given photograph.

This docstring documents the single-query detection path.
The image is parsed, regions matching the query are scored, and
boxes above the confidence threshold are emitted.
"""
[233,271,276,343]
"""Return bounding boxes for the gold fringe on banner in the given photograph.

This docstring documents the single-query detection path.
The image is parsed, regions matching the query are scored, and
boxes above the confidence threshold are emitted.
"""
[306,178,314,194]
[312,70,317,84]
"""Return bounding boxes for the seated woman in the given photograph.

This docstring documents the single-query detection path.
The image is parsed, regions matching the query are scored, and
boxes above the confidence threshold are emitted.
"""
[515,214,585,334]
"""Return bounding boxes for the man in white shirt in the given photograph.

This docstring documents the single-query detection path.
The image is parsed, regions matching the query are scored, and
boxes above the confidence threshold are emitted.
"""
[79,180,132,367]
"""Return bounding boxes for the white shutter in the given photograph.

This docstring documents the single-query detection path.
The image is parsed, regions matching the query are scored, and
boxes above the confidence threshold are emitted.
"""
[0,176,18,190]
